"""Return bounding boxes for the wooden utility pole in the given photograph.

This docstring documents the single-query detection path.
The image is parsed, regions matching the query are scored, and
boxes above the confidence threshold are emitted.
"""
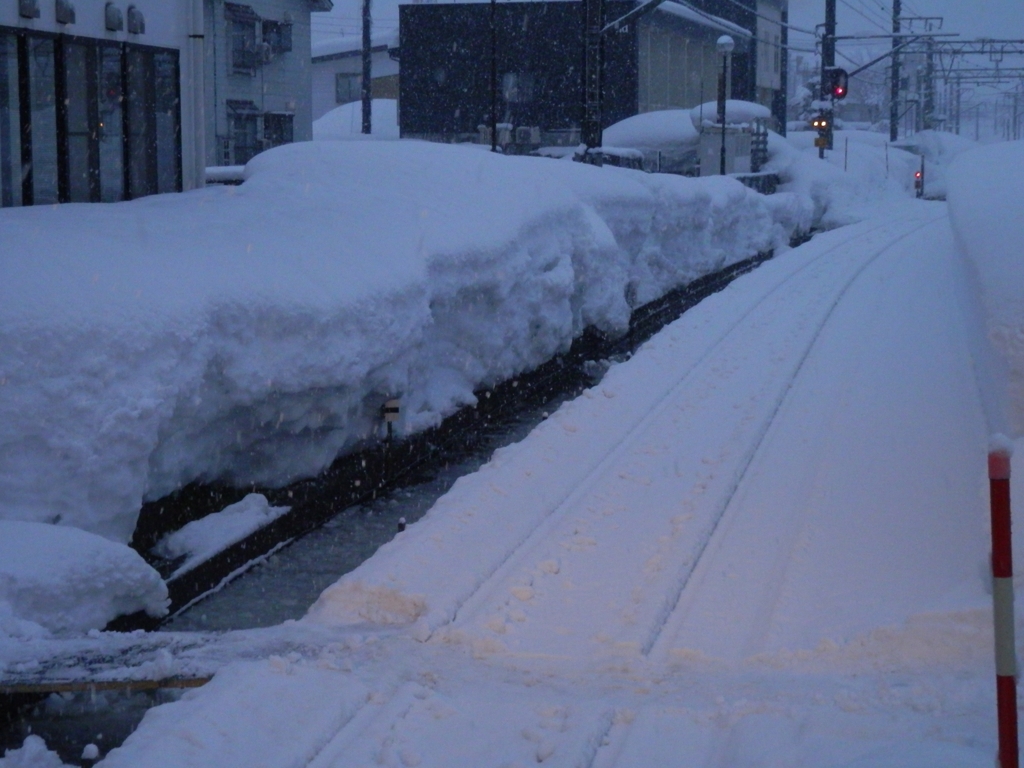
[819,0,836,157]
[490,0,498,151]
[581,0,604,162]
[361,0,372,134]
[890,0,901,141]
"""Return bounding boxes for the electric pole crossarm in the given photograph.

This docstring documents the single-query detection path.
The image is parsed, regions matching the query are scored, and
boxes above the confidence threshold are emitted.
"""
[845,37,922,77]
[831,32,958,40]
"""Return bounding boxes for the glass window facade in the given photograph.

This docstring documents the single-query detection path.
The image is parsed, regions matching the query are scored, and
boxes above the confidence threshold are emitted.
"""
[0,26,180,207]
[0,32,21,207]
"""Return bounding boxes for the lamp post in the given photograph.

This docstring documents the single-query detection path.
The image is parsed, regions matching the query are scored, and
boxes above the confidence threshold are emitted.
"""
[717,34,735,175]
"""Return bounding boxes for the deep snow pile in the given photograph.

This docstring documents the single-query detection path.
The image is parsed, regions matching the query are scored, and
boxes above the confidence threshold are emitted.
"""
[947,140,1024,436]
[603,109,699,172]
[604,109,699,149]
[0,521,167,636]
[0,140,808,543]
[313,99,399,141]
[154,494,290,577]
[769,129,921,228]
[0,737,73,768]
[689,99,771,129]
[894,129,978,199]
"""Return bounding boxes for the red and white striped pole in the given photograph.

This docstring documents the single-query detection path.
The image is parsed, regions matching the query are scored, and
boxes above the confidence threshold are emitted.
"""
[990,436,1018,768]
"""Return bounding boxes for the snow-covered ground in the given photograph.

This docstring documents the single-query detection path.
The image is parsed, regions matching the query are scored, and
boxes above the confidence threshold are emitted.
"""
[0,141,804,545]
[153,494,291,579]
[87,192,1023,767]
[947,140,1024,437]
[313,99,400,141]
[3,131,1017,767]
[0,522,166,637]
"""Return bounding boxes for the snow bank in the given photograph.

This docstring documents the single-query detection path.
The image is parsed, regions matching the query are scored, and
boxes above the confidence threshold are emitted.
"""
[690,99,771,130]
[769,129,921,228]
[604,110,700,172]
[313,99,399,140]
[0,521,167,635]
[893,130,978,198]
[154,494,290,577]
[604,109,699,149]
[0,737,73,768]
[947,140,1024,437]
[0,140,805,542]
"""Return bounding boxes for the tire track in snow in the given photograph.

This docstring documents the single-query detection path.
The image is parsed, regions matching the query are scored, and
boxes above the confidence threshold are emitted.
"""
[436,215,940,661]
[635,211,946,658]
[440,220,903,633]
[292,220,915,768]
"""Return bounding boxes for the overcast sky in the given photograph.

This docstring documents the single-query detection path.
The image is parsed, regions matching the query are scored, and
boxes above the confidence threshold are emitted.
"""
[315,0,1024,48]
[787,0,1024,48]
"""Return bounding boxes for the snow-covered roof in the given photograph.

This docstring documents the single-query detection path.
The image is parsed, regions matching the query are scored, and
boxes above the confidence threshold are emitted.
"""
[312,31,399,61]
[652,1,752,39]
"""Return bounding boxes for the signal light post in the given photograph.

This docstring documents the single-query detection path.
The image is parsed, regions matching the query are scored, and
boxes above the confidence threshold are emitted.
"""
[818,0,837,158]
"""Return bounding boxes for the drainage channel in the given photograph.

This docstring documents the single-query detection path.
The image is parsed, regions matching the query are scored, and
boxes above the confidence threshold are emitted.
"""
[0,392,582,767]
[1,249,781,765]
[161,391,580,632]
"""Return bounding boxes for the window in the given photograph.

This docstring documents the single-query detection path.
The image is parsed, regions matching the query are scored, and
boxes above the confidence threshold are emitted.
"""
[231,19,258,73]
[153,50,180,194]
[502,73,534,104]
[263,113,293,148]
[97,43,123,202]
[27,36,58,205]
[231,112,258,164]
[335,72,361,104]
[262,20,292,56]
[226,4,260,74]
[62,40,96,202]
[0,29,180,206]
[0,31,22,207]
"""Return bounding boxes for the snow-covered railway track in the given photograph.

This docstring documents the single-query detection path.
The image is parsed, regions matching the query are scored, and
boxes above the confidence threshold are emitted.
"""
[435,215,942,662]
[320,214,931,650]
[264,212,950,768]
[89,204,994,768]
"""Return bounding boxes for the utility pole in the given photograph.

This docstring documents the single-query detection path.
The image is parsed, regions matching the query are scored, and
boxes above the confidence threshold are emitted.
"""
[923,36,935,129]
[361,0,372,134]
[778,6,789,137]
[581,0,604,163]
[819,0,836,158]
[890,0,901,141]
[950,73,958,134]
[490,0,497,151]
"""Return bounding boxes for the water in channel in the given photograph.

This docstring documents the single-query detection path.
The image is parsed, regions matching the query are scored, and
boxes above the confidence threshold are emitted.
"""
[164,392,581,631]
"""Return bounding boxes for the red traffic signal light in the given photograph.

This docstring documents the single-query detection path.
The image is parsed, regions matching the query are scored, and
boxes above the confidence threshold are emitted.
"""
[824,67,849,101]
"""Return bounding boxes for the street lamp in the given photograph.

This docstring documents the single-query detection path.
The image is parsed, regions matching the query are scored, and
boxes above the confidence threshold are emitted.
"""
[716,34,734,175]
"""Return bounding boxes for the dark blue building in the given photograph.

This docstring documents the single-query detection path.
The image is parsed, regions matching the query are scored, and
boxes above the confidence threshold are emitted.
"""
[397,0,785,147]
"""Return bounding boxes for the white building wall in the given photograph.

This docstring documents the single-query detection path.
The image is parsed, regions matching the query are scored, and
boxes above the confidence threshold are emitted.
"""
[204,0,316,166]
[0,0,203,191]
[311,49,397,121]
[637,16,720,113]
[755,0,782,92]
